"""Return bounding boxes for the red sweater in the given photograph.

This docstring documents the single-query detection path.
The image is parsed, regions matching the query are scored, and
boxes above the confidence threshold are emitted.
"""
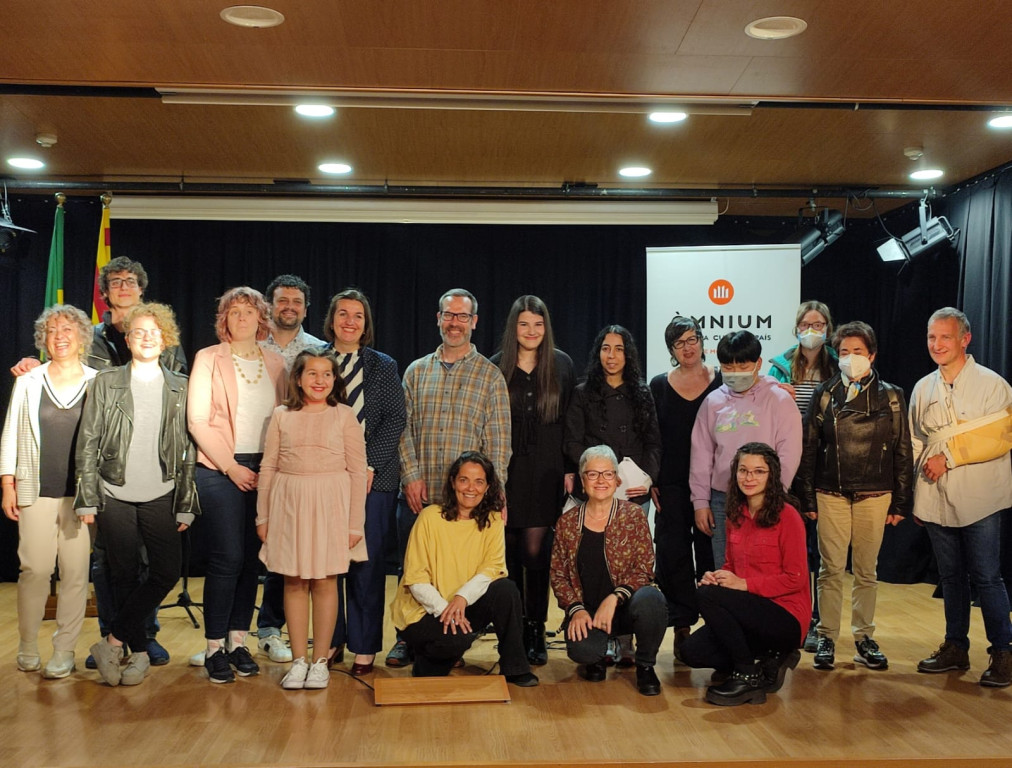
[724,503,811,645]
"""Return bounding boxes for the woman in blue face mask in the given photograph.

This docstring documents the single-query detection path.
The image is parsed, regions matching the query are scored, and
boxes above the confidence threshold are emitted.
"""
[767,300,839,651]
[795,321,913,675]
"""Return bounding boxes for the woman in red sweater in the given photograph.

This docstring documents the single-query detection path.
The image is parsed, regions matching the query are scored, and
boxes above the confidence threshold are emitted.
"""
[680,441,810,706]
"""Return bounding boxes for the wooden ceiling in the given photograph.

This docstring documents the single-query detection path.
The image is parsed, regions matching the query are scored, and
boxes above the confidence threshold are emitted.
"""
[2,0,1012,217]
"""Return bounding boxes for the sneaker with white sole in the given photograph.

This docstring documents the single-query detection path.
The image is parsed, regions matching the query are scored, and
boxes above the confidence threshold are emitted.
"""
[205,649,235,684]
[853,635,888,670]
[189,650,206,667]
[258,631,293,663]
[282,658,309,689]
[90,640,124,686]
[304,658,330,689]
[42,650,76,679]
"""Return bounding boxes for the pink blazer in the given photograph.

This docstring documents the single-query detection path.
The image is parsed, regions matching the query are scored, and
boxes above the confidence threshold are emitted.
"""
[187,342,287,472]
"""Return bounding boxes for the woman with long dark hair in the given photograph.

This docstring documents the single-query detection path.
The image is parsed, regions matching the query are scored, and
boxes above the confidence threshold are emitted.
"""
[389,451,538,686]
[492,295,574,665]
[680,442,809,706]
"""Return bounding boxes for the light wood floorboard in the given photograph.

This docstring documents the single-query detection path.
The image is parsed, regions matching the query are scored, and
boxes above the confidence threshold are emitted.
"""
[1,576,1008,768]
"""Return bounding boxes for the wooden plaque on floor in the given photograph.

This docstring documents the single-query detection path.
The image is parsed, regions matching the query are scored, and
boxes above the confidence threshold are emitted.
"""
[373,674,511,706]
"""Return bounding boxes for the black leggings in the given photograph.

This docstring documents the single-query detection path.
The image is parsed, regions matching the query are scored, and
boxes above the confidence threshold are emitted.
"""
[680,584,801,672]
[504,526,552,621]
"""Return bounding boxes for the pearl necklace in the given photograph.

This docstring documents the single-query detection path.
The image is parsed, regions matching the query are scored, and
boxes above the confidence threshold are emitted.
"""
[232,345,264,385]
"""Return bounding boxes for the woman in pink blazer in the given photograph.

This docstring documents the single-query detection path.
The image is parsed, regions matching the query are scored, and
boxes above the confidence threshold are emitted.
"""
[188,286,286,685]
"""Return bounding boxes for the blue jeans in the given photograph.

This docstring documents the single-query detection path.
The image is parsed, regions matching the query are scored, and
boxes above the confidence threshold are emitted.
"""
[332,490,397,654]
[256,571,285,637]
[709,490,728,569]
[925,513,1012,652]
[196,456,262,640]
[565,585,668,667]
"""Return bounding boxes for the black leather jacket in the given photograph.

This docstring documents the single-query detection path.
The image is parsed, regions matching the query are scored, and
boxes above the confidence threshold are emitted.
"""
[74,363,199,522]
[89,312,188,374]
[797,372,913,517]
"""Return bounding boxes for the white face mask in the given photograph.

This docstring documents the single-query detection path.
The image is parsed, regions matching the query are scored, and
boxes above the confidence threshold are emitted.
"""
[723,362,759,393]
[839,354,871,380]
[797,328,826,350]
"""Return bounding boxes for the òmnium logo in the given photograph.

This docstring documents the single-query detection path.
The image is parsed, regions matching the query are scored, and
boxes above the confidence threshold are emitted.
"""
[708,279,734,305]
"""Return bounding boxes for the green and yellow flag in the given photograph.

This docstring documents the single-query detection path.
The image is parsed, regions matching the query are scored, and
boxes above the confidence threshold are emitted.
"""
[44,193,65,308]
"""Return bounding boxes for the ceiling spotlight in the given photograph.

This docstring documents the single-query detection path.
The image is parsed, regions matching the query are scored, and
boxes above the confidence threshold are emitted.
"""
[220,5,285,28]
[988,115,1012,129]
[648,112,687,124]
[745,16,808,40]
[910,169,943,181]
[36,133,58,148]
[318,163,352,174]
[7,157,45,170]
[619,166,652,178]
[295,105,335,118]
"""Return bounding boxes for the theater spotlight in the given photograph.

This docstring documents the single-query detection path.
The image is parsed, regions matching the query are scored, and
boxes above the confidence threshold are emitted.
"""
[876,199,958,263]
[790,208,845,266]
[0,186,37,253]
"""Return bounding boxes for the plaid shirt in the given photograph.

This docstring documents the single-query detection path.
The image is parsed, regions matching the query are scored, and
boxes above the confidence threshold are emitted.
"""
[398,344,511,493]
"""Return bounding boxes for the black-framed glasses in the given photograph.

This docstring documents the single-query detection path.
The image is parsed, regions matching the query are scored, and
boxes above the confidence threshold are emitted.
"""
[583,470,617,481]
[440,311,473,323]
[798,321,827,332]
[672,336,700,350]
[108,277,139,289]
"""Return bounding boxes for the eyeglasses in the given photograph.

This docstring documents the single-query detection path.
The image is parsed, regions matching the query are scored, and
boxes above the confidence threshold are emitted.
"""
[736,467,769,479]
[440,311,473,323]
[583,470,617,481]
[108,277,139,289]
[128,328,162,340]
[798,321,827,332]
[672,336,700,350]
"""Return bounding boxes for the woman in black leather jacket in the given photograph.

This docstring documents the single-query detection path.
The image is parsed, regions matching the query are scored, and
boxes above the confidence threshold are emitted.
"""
[75,302,199,687]
[796,321,912,673]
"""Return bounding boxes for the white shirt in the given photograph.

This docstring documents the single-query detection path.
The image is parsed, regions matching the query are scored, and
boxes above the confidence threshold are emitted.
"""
[909,355,1012,526]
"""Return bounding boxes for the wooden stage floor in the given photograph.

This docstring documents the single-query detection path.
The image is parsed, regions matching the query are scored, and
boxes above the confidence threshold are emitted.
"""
[1,577,1009,768]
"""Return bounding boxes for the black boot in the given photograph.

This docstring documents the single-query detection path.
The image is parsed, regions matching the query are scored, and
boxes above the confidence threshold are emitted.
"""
[527,620,548,666]
[705,664,767,706]
[759,648,801,693]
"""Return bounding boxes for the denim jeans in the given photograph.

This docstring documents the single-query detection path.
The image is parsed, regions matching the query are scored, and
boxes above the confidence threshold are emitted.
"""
[564,584,668,667]
[256,570,285,637]
[709,490,728,569]
[925,513,1012,652]
[196,456,262,640]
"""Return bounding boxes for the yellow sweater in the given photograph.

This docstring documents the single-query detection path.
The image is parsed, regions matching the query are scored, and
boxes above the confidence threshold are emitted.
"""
[390,505,506,630]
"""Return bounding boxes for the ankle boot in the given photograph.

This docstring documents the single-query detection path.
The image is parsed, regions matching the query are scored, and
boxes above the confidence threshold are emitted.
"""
[705,664,767,706]
[528,620,548,666]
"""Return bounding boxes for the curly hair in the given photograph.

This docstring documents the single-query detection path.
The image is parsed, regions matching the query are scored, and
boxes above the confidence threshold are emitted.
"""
[584,324,654,438]
[124,302,181,349]
[213,286,271,343]
[439,451,503,532]
[496,295,563,423]
[33,304,93,359]
[98,256,149,298]
[265,274,311,307]
[283,349,348,410]
[323,288,375,349]
[725,442,791,529]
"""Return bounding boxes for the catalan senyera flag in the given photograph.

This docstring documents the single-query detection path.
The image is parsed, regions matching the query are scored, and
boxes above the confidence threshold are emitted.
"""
[91,201,111,324]
[44,198,65,309]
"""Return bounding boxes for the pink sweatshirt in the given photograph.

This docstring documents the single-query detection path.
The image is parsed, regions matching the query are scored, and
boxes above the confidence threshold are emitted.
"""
[689,375,802,509]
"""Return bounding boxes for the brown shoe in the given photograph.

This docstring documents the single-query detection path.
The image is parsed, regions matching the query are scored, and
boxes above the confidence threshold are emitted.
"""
[917,641,970,674]
[980,649,1012,688]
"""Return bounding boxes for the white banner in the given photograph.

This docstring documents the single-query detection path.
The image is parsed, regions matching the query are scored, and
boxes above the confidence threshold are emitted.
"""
[645,244,801,381]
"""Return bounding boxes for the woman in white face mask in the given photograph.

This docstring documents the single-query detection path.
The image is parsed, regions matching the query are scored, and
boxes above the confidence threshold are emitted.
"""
[794,321,914,675]
[768,301,839,419]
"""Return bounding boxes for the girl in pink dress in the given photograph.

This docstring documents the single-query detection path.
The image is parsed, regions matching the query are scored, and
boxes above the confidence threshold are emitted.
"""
[256,350,367,690]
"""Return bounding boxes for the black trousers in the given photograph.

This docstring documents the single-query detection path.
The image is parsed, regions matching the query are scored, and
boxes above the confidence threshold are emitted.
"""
[401,578,531,677]
[99,492,181,652]
[654,484,703,628]
[680,584,801,672]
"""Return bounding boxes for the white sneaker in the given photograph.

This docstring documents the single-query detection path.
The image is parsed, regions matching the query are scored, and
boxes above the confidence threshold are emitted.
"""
[189,650,206,667]
[281,658,309,689]
[304,658,330,689]
[258,631,294,663]
[42,650,76,679]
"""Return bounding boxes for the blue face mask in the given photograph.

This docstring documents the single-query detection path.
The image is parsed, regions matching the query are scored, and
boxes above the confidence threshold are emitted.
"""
[723,362,759,393]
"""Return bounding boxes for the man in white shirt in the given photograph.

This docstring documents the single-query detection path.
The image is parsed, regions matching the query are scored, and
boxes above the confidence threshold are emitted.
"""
[909,307,1012,687]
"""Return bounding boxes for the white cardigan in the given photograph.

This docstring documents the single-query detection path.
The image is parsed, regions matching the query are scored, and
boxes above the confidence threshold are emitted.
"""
[0,362,97,507]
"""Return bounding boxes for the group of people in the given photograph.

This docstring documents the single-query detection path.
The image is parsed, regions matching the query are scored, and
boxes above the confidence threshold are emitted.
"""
[3,259,1010,702]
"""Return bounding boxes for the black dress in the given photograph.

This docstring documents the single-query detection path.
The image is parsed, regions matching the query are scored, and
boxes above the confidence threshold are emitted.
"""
[491,349,575,528]
[649,368,722,628]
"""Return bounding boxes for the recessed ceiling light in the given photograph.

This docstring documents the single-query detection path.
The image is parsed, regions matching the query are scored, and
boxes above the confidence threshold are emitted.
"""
[7,157,45,170]
[295,104,335,118]
[619,166,651,178]
[910,169,944,181]
[220,5,285,28]
[988,115,1012,128]
[648,112,688,124]
[319,163,352,175]
[745,16,808,40]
